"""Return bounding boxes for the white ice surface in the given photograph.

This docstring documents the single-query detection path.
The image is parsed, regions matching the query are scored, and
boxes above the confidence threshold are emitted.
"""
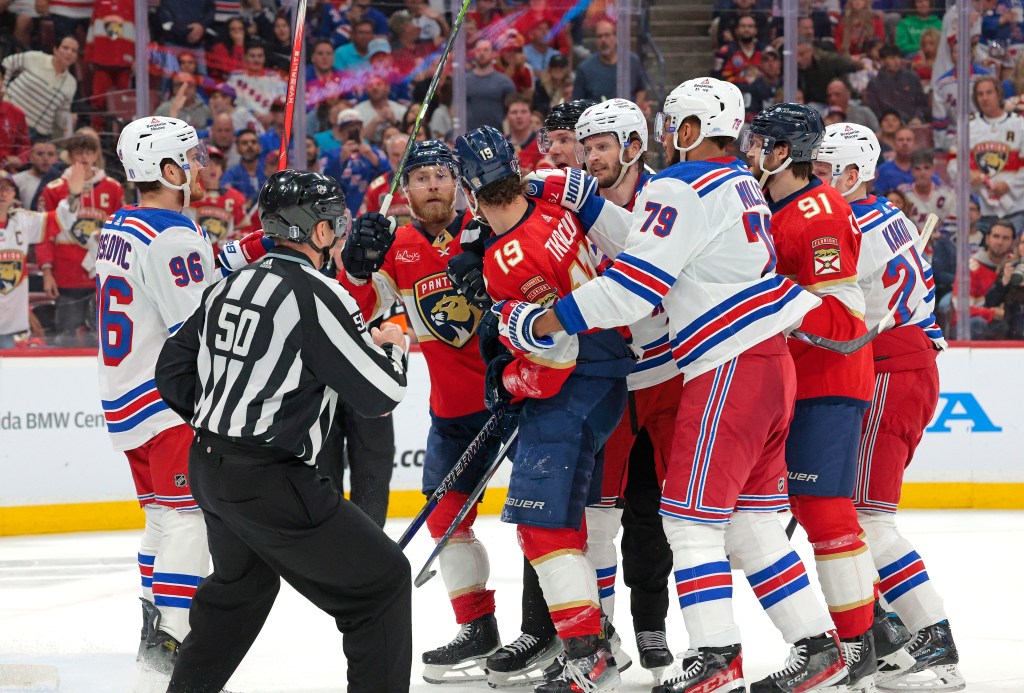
[0,510,1021,692]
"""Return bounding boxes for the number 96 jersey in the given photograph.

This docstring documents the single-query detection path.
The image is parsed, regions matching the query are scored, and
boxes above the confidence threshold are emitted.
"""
[95,206,216,451]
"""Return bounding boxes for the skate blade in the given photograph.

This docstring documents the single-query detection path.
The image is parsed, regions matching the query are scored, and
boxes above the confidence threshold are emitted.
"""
[848,674,878,693]
[645,664,669,684]
[423,657,491,684]
[486,650,562,688]
[612,648,632,674]
[875,648,918,684]
[876,665,966,692]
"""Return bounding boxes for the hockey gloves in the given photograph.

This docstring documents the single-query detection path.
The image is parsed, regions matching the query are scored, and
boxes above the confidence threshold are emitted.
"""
[477,311,503,365]
[524,167,598,214]
[447,251,492,311]
[484,352,515,413]
[492,299,555,354]
[341,212,397,280]
[217,230,274,275]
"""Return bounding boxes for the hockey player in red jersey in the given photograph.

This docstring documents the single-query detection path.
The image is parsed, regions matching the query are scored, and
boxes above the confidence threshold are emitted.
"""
[815,123,965,692]
[454,125,635,693]
[510,78,846,693]
[35,132,124,346]
[188,146,252,253]
[744,104,879,691]
[537,100,596,168]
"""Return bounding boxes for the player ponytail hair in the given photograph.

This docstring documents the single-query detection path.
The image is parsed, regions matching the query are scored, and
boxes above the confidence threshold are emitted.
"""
[477,173,528,208]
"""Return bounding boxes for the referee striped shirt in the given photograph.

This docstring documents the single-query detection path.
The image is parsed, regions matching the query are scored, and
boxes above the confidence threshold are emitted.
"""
[1,52,76,137]
[156,247,407,463]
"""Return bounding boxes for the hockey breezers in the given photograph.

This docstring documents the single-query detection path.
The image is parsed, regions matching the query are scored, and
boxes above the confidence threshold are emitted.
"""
[415,425,519,588]
[397,405,507,550]
[789,303,899,355]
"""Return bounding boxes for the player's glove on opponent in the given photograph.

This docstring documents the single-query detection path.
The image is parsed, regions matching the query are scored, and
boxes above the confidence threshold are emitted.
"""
[341,212,397,280]
[217,230,274,275]
[524,167,598,213]
[484,352,515,413]
[447,251,491,310]
[492,299,555,354]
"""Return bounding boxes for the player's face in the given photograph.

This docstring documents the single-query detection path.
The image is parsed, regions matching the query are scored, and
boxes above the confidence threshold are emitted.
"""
[185,146,208,201]
[407,165,457,223]
[581,133,624,188]
[812,160,833,182]
[545,129,578,168]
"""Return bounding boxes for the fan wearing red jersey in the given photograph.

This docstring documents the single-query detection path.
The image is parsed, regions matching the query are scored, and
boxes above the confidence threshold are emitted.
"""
[35,132,124,346]
[454,125,635,693]
[815,123,964,692]
[338,140,513,685]
[744,103,878,692]
[188,146,251,253]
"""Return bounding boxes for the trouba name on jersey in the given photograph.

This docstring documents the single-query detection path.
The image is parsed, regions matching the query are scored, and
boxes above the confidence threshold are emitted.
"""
[96,231,132,270]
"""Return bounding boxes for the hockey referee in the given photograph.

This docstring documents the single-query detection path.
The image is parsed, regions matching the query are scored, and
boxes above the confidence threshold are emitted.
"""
[155,170,412,692]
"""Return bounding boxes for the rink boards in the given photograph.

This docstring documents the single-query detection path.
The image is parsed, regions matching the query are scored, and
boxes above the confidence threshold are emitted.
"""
[0,345,1019,535]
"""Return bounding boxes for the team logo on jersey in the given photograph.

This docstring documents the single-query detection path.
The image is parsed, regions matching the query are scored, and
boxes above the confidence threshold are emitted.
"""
[0,251,25,295]
[974,141,1010,174]
[811,237,841,276]
[199,214,229,244]
[174,474,188,488]
[70,217,101,247]
[414,271,482,348]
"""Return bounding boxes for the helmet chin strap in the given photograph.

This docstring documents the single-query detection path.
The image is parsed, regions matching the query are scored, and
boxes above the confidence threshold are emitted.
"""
[158,160,193,208]
[758,149,792,187]
[612,146,643,189]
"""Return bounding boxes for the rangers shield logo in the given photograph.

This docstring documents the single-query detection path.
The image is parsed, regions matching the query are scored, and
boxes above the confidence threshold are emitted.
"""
[414,271,483,348]
[0,251,25,294]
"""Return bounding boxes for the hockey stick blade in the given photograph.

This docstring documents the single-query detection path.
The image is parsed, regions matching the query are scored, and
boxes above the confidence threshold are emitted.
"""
[789,303,898,354]
[397,405,506,550]
[415,425,519,588]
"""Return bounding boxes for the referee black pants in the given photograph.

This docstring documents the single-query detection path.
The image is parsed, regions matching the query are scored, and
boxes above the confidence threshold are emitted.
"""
[168,433,412,693]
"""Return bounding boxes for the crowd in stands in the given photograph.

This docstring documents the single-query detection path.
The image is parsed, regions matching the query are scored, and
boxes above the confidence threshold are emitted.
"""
[711,0,1024,340]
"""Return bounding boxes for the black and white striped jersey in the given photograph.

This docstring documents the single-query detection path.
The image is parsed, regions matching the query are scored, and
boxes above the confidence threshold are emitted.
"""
[156,247,407,462]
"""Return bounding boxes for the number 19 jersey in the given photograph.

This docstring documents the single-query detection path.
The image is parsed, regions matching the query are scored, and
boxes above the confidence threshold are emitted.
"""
[95,206,216,451]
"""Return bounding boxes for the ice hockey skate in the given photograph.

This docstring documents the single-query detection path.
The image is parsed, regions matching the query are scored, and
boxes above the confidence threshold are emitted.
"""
[138,598,159,661]
[133,627,181,693]
[877,621,965,692]
[602,618,632,673]
[636,630,674,681]
[535,634,620,693]
[422,612,500,684]
[486,632,562,687]
[841,630,878,692]
[653,644,744,693]
[750,633,849,693]
[871,603,916,685]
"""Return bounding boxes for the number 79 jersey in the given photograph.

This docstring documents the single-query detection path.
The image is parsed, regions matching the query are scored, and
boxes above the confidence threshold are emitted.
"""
[95,206,216,451]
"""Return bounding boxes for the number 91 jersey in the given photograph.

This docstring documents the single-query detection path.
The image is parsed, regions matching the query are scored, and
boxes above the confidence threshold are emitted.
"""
[95,205,216,451]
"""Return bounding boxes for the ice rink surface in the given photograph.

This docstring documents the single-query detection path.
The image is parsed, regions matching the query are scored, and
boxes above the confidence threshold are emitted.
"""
[1,510,1021,692]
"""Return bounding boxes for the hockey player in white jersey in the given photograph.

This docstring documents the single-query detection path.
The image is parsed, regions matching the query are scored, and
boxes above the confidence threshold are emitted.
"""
[509,78,851,693]
[96,116,215,678]
[0,170,80,347]
[816,123,965,693]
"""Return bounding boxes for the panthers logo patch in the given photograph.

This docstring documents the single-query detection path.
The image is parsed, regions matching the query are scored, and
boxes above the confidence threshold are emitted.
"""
[974,141,1010,175]
[0,252,25,295]
[70,217,101,247]
[414,271,483,348]
[199,215,229,244]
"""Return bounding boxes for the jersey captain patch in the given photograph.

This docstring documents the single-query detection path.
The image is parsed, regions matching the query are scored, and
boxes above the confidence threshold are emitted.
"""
[812,238,841,276]
[414,271,483,348]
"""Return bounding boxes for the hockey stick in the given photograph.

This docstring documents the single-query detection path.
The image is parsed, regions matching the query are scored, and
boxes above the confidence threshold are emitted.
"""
[415,425,520,588]
[379,0,473,217]
[789,303,899,355]
[277,0,308,171]
[916,213,939,253]
[785,515,798,539]
[397,405,507,550]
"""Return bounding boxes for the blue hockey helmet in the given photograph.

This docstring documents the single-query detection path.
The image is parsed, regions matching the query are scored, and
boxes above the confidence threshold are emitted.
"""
[453,125,521,196]
[401,139,458,189]
[742,103,824,163]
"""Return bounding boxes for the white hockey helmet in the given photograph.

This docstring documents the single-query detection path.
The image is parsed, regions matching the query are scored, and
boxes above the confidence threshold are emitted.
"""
[117,116,209,207]
[574,99,648,186]
[817,122,880,198]
[656,77,745,155]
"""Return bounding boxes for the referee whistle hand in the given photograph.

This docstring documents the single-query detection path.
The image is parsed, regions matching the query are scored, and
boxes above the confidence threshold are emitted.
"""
[372,323,406,350]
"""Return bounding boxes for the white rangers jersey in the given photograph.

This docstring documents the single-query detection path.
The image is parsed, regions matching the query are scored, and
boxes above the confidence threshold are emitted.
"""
[851,194,946,348]
[947,111,1024,218]
[0,201,76,336]
[932,64,991,151]
[95,206,216,451]
[552,158,821,379]
[898,181,958,237]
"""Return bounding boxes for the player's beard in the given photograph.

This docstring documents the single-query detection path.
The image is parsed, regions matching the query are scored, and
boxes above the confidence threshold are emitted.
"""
[188,175,206,205]
[413,190,456,224]
[592,161,622,189]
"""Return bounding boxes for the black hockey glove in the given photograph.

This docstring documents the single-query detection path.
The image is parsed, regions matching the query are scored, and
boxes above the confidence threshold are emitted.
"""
[477,311,503,365]
[459,218,494,257]
[483,352,515,413]
[447,251,491,311]
[340,212,397,280]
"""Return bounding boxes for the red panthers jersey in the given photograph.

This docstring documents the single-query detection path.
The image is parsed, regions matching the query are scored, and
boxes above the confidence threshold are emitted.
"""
[339,211,485,419]
[36,171,124,290]
[483,199,599,400]
[770,178,873,403]
[189,187,252,252]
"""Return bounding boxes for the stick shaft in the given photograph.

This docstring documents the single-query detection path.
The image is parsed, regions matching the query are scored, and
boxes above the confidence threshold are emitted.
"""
[380,0,473,217]
[277,0,308,172]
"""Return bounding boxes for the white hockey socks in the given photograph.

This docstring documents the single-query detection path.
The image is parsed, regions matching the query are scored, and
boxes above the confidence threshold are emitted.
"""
[859,511,947,632]
[584,506,623,620]
[139,505,164,604]
[152,508,210,642]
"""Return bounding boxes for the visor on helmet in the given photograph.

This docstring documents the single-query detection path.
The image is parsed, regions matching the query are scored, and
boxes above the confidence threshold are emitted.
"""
[403,163,457,190]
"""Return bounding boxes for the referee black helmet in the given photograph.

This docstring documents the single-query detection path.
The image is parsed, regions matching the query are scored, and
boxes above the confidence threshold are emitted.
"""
[259,170,351,244]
